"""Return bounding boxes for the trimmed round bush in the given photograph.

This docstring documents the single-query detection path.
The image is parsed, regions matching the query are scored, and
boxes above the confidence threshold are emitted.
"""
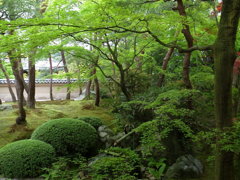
[0,139,55,178]
[31,118,98,156]
[77,116,103,129]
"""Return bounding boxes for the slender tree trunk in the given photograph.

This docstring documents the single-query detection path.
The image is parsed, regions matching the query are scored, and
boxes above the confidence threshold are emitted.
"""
[176,0,193,89]
[94,77,100,106]
[92,68,100,106]
[18,59,29,94]
[49,54,54,101]
[0,60,16,102]
[85,80,92,99]
[27,54,36,109]
[79,87,82,95]
[60,50,71,100]
[157,48,174,87]
[214,1,240,180]
[8,52,26,125]
[119,65,131,101]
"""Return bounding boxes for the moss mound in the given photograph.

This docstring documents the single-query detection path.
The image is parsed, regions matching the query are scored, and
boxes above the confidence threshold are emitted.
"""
[77,116,103,129]
[31,118,98,156]
[0,139,55,178]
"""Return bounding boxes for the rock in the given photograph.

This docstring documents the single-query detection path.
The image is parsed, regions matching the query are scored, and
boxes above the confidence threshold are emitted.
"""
[104,128,114,136]
[99,131,108,138]
[98,125,107,132]
[164,155,203,179]
[0,104,13,111]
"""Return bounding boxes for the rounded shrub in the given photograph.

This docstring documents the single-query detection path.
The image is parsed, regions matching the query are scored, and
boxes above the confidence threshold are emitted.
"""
[77,116,103,129]
[31,118,98,156]
[0,139,55,178]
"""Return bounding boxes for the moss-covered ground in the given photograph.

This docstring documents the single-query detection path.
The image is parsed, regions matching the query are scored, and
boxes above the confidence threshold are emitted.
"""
[0,100,114,148]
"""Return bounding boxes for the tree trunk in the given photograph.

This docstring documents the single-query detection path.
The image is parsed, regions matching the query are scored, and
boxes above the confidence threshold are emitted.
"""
[85,80,92,99]
[176,0,193,89]
[157,48,174,87]
[119,65,131,101]
[93,68,100,106]
[214,1,240,180]
[18,59,29,94]
[60,50,71,100]
[8,52,26,125]
[0,60,16,102]
[94,77,100,106]
[79,87,82,95]
[27,54,36,109]
[183,52,192,89]
[49,54,54,101]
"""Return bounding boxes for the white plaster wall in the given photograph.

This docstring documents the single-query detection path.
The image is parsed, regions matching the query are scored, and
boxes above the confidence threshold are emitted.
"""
[0,84,80,102]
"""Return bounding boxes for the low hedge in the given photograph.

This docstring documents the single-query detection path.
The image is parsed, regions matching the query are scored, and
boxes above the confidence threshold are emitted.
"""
[77,116,103,129]
[31,118,98,156]
[0,139,55,178]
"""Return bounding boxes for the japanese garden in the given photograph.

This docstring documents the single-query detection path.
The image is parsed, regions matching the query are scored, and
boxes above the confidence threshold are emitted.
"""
[0,0,239,179]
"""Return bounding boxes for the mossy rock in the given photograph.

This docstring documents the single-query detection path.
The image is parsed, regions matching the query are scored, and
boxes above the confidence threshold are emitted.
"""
[31,118,98,156]
[0,139,55,178]
[77,116,103,129]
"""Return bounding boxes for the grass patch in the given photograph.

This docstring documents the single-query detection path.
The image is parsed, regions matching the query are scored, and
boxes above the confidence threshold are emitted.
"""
[0,100,114,148]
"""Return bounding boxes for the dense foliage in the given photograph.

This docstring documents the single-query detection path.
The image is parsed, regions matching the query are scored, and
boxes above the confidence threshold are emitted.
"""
[0,140,55,178]
[42,155,88,180]
[90,147,140,180]
[31,118,98,156]
[0,0,239,179]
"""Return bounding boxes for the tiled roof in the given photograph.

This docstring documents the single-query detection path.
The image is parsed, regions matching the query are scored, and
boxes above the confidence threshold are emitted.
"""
[0,79,78,84]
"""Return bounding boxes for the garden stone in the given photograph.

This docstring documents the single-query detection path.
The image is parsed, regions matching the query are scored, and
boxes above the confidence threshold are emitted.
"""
[99,131,108,138]
[164,154,203,179]
[98,125,107,132]
[103,128,114,136]
[98,125,114,135]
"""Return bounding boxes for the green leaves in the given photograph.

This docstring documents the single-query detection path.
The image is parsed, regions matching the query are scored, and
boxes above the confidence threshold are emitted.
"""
[148,158,167,179]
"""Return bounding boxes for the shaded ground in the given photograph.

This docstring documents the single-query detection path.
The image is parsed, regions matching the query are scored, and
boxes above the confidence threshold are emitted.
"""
[0,100,114,148]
